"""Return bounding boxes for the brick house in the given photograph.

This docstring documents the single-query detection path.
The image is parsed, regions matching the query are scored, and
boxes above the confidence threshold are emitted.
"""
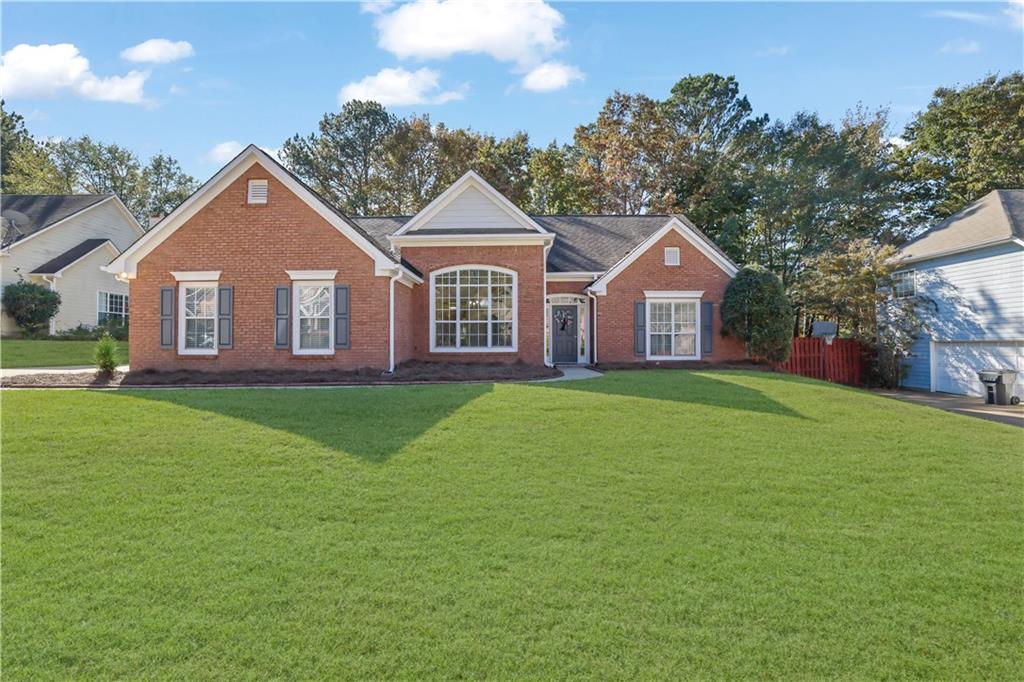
[104,145,745,372]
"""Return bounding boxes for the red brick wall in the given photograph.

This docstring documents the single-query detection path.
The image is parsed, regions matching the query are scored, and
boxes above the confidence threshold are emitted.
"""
[401,245,546,364]
[596,230,746,363]
[131,162,393,371]
[394,280,416,365]
[546,280,590,295]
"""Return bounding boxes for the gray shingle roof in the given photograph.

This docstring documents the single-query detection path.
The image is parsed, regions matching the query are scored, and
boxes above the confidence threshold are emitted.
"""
[897,189,1024,263]
[29,238,113,275]
[351,214,735,274]
[1,194,111,248]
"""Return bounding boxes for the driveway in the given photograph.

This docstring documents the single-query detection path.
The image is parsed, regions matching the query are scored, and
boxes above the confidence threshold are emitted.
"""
[874,389,1024,428]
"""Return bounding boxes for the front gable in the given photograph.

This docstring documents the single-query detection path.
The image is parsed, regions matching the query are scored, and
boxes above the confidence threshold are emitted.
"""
[392,171,548,236]
[104,145,415,281]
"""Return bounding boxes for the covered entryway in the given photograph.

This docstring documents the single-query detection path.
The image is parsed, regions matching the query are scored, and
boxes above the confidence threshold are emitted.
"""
[545,294,589,365]
[932,340,1024,398]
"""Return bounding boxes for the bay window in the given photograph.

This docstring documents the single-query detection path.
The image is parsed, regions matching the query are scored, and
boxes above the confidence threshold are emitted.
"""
[647,299,699,360]
[431,267,516,351]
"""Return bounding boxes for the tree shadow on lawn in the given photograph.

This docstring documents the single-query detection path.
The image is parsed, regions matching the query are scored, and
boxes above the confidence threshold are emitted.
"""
[533,369,808,420]
[121,383,494,463]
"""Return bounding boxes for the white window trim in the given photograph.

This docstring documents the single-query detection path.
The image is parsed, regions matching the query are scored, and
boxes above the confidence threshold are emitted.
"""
[292,280,334,355]
[287,269,338,281]
[178,281,219,356]
[429,265,518,353]
[645,295,701,361]
[97,290,128,325]
[172,270,222,282]
[664,247,680,266]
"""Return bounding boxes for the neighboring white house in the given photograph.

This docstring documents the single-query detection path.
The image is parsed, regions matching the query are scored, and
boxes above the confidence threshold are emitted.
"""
[893,189,1024,399]
[1,194,145,335]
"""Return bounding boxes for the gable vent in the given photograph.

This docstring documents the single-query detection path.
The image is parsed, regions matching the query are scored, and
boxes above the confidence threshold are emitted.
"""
[247,179,268,204]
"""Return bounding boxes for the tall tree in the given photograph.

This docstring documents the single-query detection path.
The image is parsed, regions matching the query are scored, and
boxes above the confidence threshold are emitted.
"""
[574,92,674,214]
[281,100,397,214]
[526,142,592,214]
[1,100,63,194]
[661,74,767,254]
[897,72,1024,220]
[49,137,146,215]
[142,154,198,219]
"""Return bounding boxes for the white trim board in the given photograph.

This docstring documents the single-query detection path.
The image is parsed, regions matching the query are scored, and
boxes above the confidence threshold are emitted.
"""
[587,217,738,295]
[390,233,553,248]
[391,170,550,236]
[103,145,416,281]
[546,271,603,282]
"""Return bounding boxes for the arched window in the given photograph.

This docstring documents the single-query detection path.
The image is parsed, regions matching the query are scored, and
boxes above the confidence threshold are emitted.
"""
[430,267,517,351]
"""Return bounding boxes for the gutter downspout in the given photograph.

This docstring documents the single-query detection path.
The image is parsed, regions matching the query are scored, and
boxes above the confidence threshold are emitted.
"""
[387,269,401,374]
[587,291,598,365]
[42,275,58,336]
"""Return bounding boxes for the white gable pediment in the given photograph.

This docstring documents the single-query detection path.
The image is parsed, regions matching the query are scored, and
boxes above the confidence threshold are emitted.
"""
[394,171,547,236]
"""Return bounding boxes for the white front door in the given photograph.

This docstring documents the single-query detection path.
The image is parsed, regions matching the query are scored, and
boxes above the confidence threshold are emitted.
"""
[933,341,1023,397]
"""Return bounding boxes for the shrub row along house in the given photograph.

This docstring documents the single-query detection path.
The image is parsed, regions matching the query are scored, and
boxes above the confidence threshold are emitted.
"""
[103,145,745,372]
[1,194,144,334]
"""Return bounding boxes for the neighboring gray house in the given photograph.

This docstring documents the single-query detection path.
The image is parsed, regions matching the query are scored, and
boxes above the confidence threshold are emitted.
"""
[894,190,1023,398]
[1,194,145,335]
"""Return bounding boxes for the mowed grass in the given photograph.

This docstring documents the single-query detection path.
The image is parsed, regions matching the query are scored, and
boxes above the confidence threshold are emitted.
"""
[3,370,1022,679]
[1,338,128,368]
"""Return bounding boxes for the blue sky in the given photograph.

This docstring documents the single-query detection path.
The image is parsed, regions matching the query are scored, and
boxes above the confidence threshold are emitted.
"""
[2,1,1021,179]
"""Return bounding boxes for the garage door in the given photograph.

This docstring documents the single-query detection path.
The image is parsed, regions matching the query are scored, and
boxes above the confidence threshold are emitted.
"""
[933,341,1024,397]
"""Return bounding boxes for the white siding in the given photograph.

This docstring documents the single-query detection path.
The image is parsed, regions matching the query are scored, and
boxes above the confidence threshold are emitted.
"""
[899,242,1024,390]
[50,246,129,332]
[1,199,142,334]
[418,185,525,231]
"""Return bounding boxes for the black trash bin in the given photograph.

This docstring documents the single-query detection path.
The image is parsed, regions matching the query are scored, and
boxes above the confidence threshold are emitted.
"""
[977,369,1019,405]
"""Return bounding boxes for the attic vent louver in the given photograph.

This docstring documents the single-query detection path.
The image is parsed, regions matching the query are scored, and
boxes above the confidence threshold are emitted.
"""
[248,179,268,204]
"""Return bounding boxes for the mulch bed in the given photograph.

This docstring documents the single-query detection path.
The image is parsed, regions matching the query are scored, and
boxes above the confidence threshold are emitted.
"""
[1,361,561,389]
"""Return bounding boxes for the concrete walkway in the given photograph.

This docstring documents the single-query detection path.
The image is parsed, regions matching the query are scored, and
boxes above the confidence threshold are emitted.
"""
[535,366,603,382]
[0,364,129,378]
[874,388,1024,428]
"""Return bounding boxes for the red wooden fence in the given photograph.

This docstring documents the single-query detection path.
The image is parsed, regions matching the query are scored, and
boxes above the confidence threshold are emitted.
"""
[773,337,866,386]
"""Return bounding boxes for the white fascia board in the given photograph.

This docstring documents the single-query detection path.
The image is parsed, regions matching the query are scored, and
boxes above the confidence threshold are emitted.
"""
[390,233,554,248]
[104,145,398,278]
[287,269,338,281]
[546,271,603,282]
[894,237,1020,265]
[392,171,549,236]
[588,218,737,295]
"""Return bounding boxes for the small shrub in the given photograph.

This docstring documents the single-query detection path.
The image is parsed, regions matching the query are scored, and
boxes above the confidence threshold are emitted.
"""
[2,280,61,335]
[721,265,794,362]
[57,324,99,340]
[94,332,118,372]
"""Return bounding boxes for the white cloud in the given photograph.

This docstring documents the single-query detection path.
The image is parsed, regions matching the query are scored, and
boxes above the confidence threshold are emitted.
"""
[521,61,584,92]
[360,0,393,14]
[204,141,244,164]
[940,38,981,54]
[754,45,791,58]
[927,9,991,24]
[168,84,186,96]
[339,67,465,106]
[373,0,565,66]
[121,39,194,64]
[887,136,909,149]
[1006,1,1024,30]
[0,43,148,104]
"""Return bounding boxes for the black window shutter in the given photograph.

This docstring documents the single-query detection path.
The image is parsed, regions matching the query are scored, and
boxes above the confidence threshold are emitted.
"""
[701,301,714,355]
[159,287,174,348]
[274,286,290,348]
[335,285,350,349]
[218,286,233,349]
[634,301,646,356]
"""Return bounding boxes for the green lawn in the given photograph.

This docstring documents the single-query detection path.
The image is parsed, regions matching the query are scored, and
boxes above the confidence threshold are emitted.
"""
[1,338,128,368]
[3,371,1021,679]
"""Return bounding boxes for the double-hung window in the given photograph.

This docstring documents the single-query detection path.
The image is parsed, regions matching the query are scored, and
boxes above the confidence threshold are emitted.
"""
[97,291,128,324]
[293,282,333,354]
[431,267,516,351]
[647,299,699,360]
[892,270,915,299]
[179,283,218,354]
